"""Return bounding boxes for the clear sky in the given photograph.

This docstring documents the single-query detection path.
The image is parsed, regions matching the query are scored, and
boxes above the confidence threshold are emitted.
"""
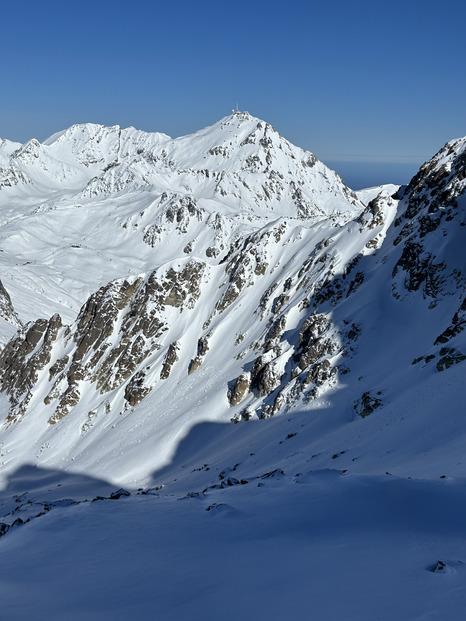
[1,0,465,182]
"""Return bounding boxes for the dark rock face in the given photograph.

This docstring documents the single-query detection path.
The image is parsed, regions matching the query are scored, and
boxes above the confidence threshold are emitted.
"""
[411,296,466,372]
[0,260,206,423]
[188,336,210,375]
[434,298,466,346]
[124,371,152,406]
[392,138,466,304]
[250,349,284,398]
[264,316,287,350]
[354,391,383,418]
[228,373,251,407]
[229,301,342,420]
[160,342,179,380]
[295,313,332,371]
[397,141,466,227]
[357,191,393,249]
[286,311,340,405]
[312,255,364,309]
[0,165,30,189]
[436,347,466,372]
[387,138,466,377]
[392,240,446,300]
[0,314,62,422]
[214,226,279,317]
[0,279,22,329]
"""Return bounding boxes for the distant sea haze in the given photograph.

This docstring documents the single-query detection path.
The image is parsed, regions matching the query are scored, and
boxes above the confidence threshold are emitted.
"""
[325,160,420,191]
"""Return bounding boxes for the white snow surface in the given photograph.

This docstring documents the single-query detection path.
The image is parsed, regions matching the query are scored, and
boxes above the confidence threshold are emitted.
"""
[0,116,465,619]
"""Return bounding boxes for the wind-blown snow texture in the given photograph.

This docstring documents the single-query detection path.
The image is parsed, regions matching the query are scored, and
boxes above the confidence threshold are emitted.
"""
[0,112,465,619]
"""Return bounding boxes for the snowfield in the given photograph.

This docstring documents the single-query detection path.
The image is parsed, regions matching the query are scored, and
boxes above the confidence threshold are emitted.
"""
[0,113,465,619]
[2,466,466,621]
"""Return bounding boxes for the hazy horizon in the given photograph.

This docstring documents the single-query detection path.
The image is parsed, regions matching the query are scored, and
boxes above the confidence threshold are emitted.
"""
[325,160,420,190]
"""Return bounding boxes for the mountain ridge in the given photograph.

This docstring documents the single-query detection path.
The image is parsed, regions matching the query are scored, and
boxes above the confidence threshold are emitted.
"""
[0,114,463,490]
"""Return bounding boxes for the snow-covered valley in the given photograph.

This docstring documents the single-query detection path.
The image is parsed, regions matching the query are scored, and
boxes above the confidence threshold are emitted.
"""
[0,112,464,619]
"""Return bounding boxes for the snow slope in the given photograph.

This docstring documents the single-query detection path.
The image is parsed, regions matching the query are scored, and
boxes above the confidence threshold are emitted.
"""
[2,463,466,621]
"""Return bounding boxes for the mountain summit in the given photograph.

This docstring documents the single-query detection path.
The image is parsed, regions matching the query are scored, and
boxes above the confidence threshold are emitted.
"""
[1,113,361,218]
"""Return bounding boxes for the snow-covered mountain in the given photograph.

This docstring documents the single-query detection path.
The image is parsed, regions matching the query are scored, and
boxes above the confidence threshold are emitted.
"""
[0,113,465,619]
[0,111,378,481]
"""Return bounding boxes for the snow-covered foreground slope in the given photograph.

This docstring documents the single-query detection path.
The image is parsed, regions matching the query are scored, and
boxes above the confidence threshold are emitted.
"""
[0,115,465,618]
[2,470,466,621]
[1,385,466,621]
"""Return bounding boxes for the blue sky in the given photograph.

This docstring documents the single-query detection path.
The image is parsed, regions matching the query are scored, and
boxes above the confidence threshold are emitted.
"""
[1,0,465,183]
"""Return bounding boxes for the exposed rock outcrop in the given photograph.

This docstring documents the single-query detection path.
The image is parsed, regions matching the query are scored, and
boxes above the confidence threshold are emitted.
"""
[0,280,22,329]
[0,260,206,423]
[0,314,62,422]
[160,342,180,380]
[392,137,466,304]
[188,336,210,375]
[228,373,251,407]
[354,391,383,418]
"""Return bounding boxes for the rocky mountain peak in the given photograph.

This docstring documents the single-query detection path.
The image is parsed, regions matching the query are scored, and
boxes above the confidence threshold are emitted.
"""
[11,138,43,161]
[397,136,466,212]
[391,136,466,304]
